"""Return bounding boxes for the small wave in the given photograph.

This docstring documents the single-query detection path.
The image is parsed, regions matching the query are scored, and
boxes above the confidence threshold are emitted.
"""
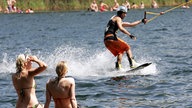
[153,28,168,31]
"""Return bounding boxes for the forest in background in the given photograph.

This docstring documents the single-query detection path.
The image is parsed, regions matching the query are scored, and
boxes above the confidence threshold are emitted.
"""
[0,0,189,12]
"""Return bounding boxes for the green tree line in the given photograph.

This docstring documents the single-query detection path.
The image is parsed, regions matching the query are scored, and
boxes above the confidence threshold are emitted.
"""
[0,0,187,12]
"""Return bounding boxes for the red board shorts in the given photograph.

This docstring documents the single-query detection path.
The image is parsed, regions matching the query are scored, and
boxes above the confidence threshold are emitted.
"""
[104,37,130,57]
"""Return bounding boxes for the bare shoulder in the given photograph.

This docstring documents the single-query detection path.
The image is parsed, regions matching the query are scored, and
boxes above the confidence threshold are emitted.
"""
[114,16,122,23]
[114,16,121,20]
[65,77,75,83]
[46,77,56,84]
[12,73,18,81]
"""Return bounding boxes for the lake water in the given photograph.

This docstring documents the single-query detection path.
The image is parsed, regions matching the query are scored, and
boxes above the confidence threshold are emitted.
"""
[0,7,192,108]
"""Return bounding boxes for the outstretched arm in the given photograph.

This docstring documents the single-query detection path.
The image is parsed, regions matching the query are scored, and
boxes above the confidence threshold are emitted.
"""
[122,20,142,27]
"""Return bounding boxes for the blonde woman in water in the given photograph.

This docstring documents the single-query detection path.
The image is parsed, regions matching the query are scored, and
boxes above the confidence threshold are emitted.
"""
[12,54,47,108]
[44,61,77,108]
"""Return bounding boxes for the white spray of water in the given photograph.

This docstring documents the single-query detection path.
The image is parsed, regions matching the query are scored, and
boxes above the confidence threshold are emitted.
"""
[44,45,159,78]
[0,53,15,73]
[0,45,159,78]
[44,45,115,77]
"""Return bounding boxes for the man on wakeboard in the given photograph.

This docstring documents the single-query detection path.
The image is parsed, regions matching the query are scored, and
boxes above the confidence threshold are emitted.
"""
[104,6,147,70]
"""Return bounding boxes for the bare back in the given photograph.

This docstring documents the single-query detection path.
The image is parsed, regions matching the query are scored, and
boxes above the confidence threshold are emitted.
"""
[46,77,77,108]
[12,72,39,108]
[12,55,47,108]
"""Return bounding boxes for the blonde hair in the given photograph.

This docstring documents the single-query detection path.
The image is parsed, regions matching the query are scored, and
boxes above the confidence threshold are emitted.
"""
[16,54,26,73]
[56,61,68,77]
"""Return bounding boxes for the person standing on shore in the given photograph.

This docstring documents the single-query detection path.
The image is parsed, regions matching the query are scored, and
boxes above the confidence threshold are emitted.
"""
[110,0,119,11]
[182,0,190,8]
[151,0,159,8]
[140,1,145,9]
[12,54,47,108]
[89,0,98,12]
[131,2,138,9]
[122,0,131,10]
[99,0,109,12]
[104,6,147,70]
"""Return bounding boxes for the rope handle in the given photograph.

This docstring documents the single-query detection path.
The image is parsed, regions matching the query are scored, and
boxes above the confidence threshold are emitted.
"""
[145,0,192,24]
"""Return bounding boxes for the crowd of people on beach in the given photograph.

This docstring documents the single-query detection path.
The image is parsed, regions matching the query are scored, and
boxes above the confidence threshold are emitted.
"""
[0,0,190,14]
[0,0,34,14]
[88,0,160,12]
[89,0,191,12]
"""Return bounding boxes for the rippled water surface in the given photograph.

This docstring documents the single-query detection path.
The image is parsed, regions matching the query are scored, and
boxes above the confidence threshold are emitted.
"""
[0,7,192,108]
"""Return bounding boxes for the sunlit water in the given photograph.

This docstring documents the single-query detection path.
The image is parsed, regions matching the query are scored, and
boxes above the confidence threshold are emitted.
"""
[0,7,192,107]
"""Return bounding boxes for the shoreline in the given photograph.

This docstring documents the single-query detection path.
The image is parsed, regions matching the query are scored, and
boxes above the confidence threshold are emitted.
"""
[0,6,190,14]
[0,0,190,14]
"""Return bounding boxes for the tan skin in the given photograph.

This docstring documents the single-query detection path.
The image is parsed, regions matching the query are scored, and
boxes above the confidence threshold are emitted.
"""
[105,12,147,65]
[151,0,159,8]
[111,0,119,11]
[12,55,47,108]
[44,63,77,108]
[99,1,109,11]
[90,0,98,12]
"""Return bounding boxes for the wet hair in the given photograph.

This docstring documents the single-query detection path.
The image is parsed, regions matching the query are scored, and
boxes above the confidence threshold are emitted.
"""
[16,54,26,73]
[56,61,68,77]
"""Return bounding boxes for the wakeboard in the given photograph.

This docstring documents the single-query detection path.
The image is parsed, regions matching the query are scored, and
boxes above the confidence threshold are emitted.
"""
[126,62,152,73]
[111,63,152,81]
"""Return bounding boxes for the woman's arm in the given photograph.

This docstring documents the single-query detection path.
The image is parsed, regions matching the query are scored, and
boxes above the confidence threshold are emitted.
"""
[70,78,77,108]
[44,82,51,108]
[29,56,47,76]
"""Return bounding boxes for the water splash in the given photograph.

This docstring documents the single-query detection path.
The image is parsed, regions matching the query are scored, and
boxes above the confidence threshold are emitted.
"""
[0,53,15,73]
[0,45,159,78]
[44,45,159,78]
[44,44,115,77]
